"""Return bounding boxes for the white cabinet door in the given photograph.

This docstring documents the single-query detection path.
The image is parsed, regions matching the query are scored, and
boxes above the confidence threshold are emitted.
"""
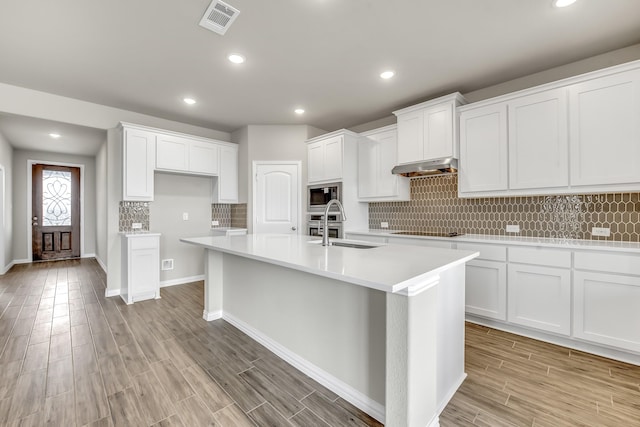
[215,144,238,203]
[465,260,507,321]
[397,110,423,164]
[459,104,508,194]
[323,136,343,182]
[189,141,219,175]
[507,264,571,335]
[357,137,377,198]
[424,103,454,159]
[376,130,401,197]
[123,128,155,201]
[569,69,640,186]
[122,234,160,304]
[574,271,640,353]
[307,141,325,183]
[508,89,569,190]
[156,134,189,171]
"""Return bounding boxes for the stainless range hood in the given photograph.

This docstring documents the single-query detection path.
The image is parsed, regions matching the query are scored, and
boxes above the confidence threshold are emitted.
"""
[391,158,458,177]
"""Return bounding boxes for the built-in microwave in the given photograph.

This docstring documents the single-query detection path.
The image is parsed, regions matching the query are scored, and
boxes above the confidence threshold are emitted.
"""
[307,182,341,211]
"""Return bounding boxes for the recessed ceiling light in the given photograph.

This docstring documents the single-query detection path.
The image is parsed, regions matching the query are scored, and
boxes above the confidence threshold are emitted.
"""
[553,0,577,7]
[228,54,245,64]
[49,133,61,139]
[183,98,197,105]
[380,70,395,80]
[294,108,305,115]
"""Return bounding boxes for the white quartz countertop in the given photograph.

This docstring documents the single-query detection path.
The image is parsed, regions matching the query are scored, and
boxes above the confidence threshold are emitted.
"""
[346,230,640,253]
[180,234,478,294]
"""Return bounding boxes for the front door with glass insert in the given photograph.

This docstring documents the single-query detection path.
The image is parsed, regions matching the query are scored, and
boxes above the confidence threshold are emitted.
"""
[32,164,80,261]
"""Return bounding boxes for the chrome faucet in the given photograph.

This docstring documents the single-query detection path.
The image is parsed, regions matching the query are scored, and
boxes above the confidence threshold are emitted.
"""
[322,199,347,246]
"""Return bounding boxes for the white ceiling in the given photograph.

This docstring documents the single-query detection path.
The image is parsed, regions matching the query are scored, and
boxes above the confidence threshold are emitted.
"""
[0,0,639,137]
[0,114,106,156]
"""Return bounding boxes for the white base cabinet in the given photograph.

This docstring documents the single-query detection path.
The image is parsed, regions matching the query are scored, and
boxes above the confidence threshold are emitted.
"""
[121,233,160,304]
[465,260,507,321]
[507,264,571,336]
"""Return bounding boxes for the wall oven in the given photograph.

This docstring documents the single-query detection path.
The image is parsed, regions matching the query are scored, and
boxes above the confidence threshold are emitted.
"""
[307,182,342,211]
[307,213,343,238]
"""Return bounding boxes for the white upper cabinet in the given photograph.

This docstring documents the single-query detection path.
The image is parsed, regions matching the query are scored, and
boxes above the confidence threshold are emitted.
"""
[189,140,219,175]
[569,68,640,187]
[307,131,356,184]
[458,103,508,193]
[357,126,410,201]
[122,126,156,201]
[508,89,568,190]
[156,135,219,176]
[394,93,466,164]
[459,61,640,198]
[213,144,238,203]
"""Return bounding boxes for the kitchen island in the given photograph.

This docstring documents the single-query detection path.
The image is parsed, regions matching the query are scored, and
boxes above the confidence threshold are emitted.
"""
[180,234,478,427]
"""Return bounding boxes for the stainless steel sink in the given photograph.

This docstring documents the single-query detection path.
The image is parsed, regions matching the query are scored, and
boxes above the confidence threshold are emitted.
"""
[329,241,377,249]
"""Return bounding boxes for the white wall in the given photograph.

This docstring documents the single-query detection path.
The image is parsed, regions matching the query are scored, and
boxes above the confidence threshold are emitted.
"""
[12,150,96,261]
[0,131,12,273]
[95,140,107,270]
[150,173,212,284]
[235,125,326,233]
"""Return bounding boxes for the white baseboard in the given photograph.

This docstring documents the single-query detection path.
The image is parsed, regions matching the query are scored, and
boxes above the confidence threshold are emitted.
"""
[161,275,205,288]
[203,310,222,321]
[428,416,441,427]
[12,259,29,265]
[222,312,386,424]
[105,288,120,298]
[95,256,107,273]
[1,261,15,275]
[82,253,96,259]
[437,373,467,414]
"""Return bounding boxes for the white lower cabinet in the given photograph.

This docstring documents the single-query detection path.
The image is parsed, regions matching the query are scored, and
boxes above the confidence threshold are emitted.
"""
[507,264,571,335]
[465,260,507,321]
[573,264,640,353]
[121,234,160,304]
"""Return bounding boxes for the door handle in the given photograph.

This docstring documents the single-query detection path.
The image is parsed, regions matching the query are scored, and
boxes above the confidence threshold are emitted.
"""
[33,216,38,221]
[291,226,297,231]
[32,222,38,227]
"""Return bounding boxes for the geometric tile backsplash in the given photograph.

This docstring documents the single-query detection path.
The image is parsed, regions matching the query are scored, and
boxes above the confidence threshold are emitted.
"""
[119,201,150,232]
[211,203,248,228]
[369,174,640,242]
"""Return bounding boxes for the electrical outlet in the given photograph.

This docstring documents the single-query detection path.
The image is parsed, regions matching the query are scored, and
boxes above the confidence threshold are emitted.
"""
[131,223,142,229]
[381,222,389,229]
[506,224,520,233]
[211,220,219,226]
[592,227,611,237]
[182,212,189,221]
[161,259,174,270]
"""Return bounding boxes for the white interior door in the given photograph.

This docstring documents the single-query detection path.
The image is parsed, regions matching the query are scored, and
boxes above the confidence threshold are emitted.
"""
[253,162,300,234]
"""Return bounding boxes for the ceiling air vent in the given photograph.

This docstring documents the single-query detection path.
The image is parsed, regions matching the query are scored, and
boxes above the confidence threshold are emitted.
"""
[199,0,240,36]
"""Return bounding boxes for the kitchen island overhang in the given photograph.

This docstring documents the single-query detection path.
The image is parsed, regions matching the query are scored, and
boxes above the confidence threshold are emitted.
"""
[180,234,478,427]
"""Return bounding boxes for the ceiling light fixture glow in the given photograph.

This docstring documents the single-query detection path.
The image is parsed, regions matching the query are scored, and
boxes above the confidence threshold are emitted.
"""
[380,70,395,79]
[228,54,245,64]
[49,133,61,139]
[294,108,305,115]
[553,0,577,7]
[183,98,197,105]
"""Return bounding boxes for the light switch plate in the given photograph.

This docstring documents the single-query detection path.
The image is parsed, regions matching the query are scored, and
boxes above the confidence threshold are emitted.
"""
[506,224,520,233]
[381,222,389,229]
[592,227,611,237]
[211,220,220,226]
[132,223,142,229]
[182,212,189,221]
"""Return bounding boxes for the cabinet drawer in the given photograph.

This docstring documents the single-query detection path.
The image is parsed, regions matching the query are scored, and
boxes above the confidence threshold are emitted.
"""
[457,243,506,262]
[574,251,640,276]
[508,246,571,268]
[129,236,159,250]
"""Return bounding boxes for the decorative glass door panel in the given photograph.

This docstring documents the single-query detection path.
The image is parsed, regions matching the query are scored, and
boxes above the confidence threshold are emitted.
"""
[32,164,80,260]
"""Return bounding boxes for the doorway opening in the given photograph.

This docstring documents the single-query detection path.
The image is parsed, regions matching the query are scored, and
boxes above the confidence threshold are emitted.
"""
[30,163,81,261]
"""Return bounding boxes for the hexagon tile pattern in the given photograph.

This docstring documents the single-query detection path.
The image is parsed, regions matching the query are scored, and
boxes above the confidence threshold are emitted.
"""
[368,175,640,242]
[119,201,150,232]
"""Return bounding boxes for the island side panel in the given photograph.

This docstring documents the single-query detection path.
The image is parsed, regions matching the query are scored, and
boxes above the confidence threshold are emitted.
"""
[386,287,438,427]
[203,249,224,320]
[436,264,466,412]
[221,253,386,412]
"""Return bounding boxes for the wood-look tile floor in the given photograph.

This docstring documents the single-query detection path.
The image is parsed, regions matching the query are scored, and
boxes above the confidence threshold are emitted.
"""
[1,259,639,426]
